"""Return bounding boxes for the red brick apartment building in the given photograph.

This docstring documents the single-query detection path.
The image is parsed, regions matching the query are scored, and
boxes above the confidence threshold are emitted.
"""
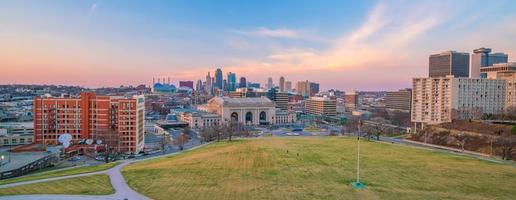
[33,92,145,153]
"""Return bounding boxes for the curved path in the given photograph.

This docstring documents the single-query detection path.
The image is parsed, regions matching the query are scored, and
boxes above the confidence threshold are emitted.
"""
[0,142,206,200]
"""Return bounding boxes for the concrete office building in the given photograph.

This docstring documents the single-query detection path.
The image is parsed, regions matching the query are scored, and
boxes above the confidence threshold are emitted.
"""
[470,48,508,78]
[177,111,222,129]
[296,80,310,97]
[385,89,412,112]
[285,81,292,92]
[309,82,320,96]
[429,51,470,78]
[411,76,505,130]
[344,91,359,111]
[0,122,34,146]
[239,77,247,88]
[33,92,145,153]
[279,76,285,92]
[206,72,213,95]
[268,91,289,111]
[305,96,337,116]
[267,77,274,90]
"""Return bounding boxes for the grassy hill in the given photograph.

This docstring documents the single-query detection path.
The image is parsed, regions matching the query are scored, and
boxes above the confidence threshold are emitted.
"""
[0,162,119,185]
[0,174,114,196]
[122,137,516,200]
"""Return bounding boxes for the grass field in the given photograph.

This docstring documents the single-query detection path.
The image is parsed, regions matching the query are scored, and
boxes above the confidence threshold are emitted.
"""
[0,161,119,185]
[0,174,114,196]
[122,137,516,200]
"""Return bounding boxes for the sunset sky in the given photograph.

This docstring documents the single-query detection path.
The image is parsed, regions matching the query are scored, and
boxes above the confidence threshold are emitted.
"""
[1,0,516,90]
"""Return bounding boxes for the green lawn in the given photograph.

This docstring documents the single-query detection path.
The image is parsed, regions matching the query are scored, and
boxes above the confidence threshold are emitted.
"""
[0,174,114,196]
[0,161,119,185]
[122,137,516,200]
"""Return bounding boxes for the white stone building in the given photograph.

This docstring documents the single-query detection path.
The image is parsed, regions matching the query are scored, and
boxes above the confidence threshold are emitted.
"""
[177,111,222,129]
[206,97,276,125]
[275,110,297,124]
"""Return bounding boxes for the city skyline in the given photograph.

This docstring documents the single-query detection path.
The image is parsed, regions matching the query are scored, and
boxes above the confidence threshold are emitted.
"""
[1,0,516,90]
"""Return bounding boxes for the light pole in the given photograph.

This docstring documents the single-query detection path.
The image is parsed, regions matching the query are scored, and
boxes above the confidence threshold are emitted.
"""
[352,120,365,189]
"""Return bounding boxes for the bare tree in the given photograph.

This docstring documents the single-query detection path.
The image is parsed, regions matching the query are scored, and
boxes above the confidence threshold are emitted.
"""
[496,129,516,160]
[374,123,385,140]
[456,132,467,151]
[343,117,359,136]
[175,132,190,151]
[159,134,171,153]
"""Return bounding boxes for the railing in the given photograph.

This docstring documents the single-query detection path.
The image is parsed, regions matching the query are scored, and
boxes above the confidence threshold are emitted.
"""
[0,153,59,180]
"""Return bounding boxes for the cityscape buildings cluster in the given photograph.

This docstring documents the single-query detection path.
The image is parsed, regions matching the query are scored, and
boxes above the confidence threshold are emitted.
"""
[412,48,515,131]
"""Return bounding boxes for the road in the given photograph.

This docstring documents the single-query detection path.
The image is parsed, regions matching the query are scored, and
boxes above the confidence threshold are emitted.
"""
[0,140,206,200]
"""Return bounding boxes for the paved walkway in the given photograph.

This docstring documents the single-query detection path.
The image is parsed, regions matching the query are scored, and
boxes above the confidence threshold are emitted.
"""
[0,142,206,200]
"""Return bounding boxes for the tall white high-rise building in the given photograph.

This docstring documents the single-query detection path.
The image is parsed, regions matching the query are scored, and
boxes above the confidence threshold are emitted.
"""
[411,76,505,131]
[267,77,274,90]
[285,81,292,92]
[279,76,285,92]
[206,72,212,94]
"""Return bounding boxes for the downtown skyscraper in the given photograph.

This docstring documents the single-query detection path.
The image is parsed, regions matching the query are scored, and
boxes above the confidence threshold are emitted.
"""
[267,77,273,90]
[279,76,285,92]
[239,77,247,88]
[215,68,223,89]
[429,51,469,78]
[470,47,508,78]
[206,72,213,95]
[227,72,236,91]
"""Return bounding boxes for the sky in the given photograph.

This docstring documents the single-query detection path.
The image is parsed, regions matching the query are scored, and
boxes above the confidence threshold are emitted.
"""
[1,0,516,91]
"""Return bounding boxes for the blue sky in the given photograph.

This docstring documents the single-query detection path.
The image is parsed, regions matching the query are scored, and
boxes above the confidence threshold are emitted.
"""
[1,0,516,90]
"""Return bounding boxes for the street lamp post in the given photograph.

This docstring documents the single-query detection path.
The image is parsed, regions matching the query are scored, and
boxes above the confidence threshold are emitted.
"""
[352,120,366,189]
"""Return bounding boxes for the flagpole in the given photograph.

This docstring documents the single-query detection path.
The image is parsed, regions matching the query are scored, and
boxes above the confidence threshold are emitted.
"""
[357,136,360,183]
[352,119,365,189]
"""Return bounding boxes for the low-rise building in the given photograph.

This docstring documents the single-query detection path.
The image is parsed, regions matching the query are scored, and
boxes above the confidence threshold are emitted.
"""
[385,89,412,112]
[0,122,34,146]
[177,111,222,129]
[275,110,297,124]
[305,96,337,116]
